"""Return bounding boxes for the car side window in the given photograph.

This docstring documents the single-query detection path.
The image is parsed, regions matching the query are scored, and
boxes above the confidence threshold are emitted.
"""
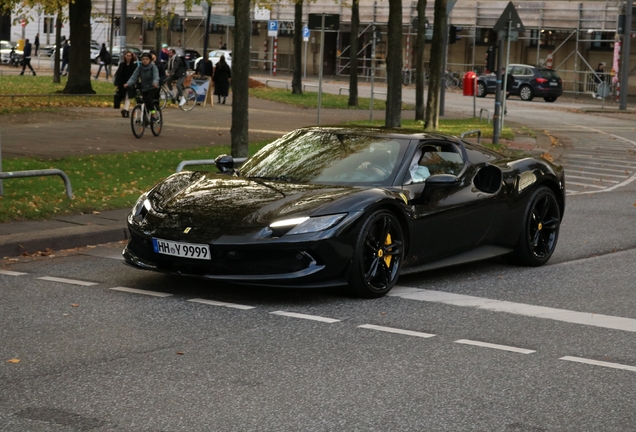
[409,142,465,183]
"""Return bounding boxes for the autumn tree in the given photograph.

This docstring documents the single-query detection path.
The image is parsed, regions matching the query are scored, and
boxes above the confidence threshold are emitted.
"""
[385,0,402,128]
[230,0,250,157]
[414,0,427,120]
[64,0,93,94]
[424,0,446,130]
[348,0,359,106]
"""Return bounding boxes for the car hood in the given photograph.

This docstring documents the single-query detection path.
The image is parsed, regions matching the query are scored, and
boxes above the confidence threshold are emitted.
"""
[144,174,365,241]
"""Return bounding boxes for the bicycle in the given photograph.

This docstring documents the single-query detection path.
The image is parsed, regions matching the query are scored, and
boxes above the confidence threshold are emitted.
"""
[130,88,163,139]
[158,79,197,111]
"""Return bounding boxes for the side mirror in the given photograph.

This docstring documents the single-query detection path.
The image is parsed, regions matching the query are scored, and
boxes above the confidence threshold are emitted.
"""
[425,174,459,185]
[214,154,234,173]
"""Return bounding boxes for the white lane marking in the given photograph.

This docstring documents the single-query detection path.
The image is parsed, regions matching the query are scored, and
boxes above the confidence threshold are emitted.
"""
[564,163,632,174]
[188,298,255,310]
[110,286,173,297]
[389,287,636,333]
[269,311,340,323]
[566,175,619,184]
[0,270,27,276]
[560,356,636,372]
[37,276,98,286]
[358,324,435,338]
[455,339,535,354]
[563,181,606,189]
[564,170,628,179]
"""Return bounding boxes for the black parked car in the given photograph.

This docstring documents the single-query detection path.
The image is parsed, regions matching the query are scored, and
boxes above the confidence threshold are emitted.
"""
[123,126,565,298]
[477,64,563,102]
[184,49,200,70]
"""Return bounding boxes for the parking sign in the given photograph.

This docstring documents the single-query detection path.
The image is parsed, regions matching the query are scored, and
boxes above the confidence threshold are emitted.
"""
[303,25,310,41]
[268,20,278,37]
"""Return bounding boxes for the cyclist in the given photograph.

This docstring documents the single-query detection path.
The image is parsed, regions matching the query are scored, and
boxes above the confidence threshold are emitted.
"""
[166,49,187,106]
[124,52,160,123]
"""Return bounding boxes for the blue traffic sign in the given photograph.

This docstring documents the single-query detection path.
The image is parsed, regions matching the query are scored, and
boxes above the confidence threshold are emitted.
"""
[268,20,278,31]
[302,26,310,38]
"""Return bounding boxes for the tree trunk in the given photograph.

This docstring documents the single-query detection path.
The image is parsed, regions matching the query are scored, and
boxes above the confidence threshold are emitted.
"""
[64,0,94,94]
[53,9,62,84]
[385,0,402,128]
[424,0,446,130]
[348,0,359,106]
[291,0,303,94]
[231,0,250,158]
[415,0,427,120]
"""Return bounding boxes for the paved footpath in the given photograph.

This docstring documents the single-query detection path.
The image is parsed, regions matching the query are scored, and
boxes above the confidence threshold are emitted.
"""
[0,74,619,258]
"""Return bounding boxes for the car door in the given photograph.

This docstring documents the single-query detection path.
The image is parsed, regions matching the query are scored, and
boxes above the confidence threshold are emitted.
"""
[401,141,496,263]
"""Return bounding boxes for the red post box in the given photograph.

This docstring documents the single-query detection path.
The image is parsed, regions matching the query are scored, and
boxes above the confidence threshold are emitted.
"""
[463,71,477,96]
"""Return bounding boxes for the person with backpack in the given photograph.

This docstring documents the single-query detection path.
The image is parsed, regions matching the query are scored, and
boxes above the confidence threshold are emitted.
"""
[95,43,112,80]
[166,49,187,105]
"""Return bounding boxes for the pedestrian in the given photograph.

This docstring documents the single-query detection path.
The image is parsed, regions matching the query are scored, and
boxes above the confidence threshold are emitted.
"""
[212,55,231,104]
[196,57,213,78]
[166,48,187,104]
[94,43,111,80]
[149,50,166,87]
[592,62,605,99]
[60,40,70,76]
[113,50,137,118]
[19,38,36,76]
[124,52,160,123]
[34,33,40,56]
[160,44,169,64]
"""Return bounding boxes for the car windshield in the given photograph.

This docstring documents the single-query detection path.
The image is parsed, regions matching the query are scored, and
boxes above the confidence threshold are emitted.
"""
[240,129,407,185]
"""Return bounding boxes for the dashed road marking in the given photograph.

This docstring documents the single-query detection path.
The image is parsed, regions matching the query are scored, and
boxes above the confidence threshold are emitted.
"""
[110,286,173,297]
[37,276,98,286]
[358,324,435,338]
[269,311,340,323]
[0,270,27,276]
[560,356,636,372]
[389,286,636,333]
[188,298,255,310]
[455,339,535,354]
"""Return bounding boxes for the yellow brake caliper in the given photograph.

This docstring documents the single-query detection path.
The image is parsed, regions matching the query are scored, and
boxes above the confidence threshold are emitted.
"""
[382,233,392,267]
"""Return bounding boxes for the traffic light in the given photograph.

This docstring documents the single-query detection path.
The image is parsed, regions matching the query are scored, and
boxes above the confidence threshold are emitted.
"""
[485,45,497,73]
[449,25,463,44]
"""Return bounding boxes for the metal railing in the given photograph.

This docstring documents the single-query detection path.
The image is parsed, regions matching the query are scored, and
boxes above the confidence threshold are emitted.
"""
[0,169,73,199]
[264,79,289,90]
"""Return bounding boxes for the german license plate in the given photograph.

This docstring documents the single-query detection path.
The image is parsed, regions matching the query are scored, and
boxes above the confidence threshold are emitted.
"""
[549,82,558,86]
[152,238,211,260]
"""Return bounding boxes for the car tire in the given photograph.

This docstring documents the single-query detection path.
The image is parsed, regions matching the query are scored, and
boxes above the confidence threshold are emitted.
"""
[543,96,557,102]
[509,186,561,267]
[477,81,487,98]
[347,210,405,298]
[519,85,534,101]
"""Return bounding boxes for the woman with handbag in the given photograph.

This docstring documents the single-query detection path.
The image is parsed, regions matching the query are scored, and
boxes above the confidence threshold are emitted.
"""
[113,51,138,118]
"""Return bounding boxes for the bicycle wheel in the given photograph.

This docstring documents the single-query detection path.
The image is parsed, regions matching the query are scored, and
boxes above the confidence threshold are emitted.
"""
[179,87,197,111]
[151,105,163,136]
[158,86,171,110]
[130,105,145,138]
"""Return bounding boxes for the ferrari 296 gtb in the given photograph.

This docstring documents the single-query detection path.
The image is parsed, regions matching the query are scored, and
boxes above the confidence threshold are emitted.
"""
[123,126,565,298]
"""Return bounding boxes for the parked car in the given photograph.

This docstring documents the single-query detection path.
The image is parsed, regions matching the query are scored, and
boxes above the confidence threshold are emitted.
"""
[0,40,23,64]
[123,126,565,298]
[477,64,563,102]
[184,49,200,70]
[193,49,232,71]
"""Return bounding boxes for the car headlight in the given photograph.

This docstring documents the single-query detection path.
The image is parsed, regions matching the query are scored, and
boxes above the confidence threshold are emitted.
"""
[132,194,152,221]
[270,213,347,235]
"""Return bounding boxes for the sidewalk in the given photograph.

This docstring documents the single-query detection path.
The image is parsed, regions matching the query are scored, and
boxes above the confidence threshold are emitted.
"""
[0,86,555,259]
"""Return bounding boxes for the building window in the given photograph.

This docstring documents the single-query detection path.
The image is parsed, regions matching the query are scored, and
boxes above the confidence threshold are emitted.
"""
[529,29,555,48]
[43,17,54,34]
[590,31,614,51]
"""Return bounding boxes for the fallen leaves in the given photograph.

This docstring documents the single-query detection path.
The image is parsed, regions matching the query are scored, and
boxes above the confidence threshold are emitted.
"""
[540,152,554,163]
[6,358,20,364]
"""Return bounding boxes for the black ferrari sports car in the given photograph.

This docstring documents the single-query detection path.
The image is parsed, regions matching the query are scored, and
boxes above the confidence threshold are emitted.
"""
[123,126,565,298]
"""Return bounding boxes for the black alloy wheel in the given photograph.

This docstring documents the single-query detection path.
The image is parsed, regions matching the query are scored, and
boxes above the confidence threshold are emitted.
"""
[519,85,534,101]
[510,186,561,266]
[348,210,405,298]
